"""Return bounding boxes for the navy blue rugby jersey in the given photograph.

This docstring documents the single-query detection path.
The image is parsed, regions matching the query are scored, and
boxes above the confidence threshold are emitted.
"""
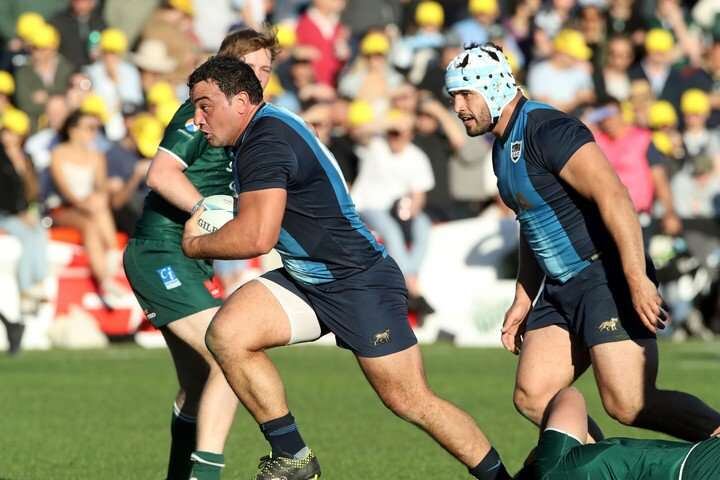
[231,103,386,285]
[493,97,614,283]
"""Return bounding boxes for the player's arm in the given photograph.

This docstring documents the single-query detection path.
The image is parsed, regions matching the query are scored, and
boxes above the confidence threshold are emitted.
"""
[558,142,665,333]
[501,233,543,354]
[145,149,203,213]
[182,188,286,260]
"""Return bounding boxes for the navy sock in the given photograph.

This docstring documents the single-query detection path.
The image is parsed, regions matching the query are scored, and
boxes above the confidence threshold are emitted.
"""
[469,448,511,480]
[259,412,307,458]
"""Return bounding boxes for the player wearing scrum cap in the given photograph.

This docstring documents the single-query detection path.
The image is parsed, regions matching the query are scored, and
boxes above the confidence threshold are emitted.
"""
[445,42,720,445]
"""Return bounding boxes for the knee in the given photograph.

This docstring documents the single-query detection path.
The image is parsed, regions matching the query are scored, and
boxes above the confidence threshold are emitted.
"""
[379,386,430,422]
[601,394,644,426]
[513,384,551,423]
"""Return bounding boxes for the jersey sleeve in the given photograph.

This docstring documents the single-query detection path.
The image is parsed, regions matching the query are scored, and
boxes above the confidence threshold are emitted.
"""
[531,116,595,174]
[234,123,298,193]
[158,100,206,168]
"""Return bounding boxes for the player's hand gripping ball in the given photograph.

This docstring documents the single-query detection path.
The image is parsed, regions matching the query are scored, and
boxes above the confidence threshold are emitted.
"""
[196,195,235,234]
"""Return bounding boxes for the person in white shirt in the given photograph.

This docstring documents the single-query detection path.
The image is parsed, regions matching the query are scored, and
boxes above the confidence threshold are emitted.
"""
[352,109,435,308]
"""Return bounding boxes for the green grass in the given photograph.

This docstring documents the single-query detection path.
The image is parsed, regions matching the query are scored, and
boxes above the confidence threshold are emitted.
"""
[1,342,719,479]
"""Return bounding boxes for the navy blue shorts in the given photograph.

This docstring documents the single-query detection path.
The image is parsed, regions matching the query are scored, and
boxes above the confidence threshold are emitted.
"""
[526,255,657,347]
[261,256,418,357]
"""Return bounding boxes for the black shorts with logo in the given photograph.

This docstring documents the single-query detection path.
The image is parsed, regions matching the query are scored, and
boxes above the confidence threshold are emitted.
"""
[526,254,658,347]
[262,255,417,357]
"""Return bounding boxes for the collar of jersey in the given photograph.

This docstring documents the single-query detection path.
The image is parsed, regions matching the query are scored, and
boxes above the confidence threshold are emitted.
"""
[233,102,268,151]
[497,96,527,147]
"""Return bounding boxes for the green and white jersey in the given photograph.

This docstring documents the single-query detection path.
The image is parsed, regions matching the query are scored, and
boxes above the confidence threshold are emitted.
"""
[535,429,717,480]
[133,100,235,243]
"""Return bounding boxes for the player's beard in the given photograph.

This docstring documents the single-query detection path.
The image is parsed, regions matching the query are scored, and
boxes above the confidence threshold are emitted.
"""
[463,115,493,137]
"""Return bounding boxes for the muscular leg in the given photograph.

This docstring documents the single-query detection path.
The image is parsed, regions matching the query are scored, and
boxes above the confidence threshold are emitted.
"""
[514,325,603,442]
[591,338,720,441]
[357,345,492,468]
[205,280,292,423]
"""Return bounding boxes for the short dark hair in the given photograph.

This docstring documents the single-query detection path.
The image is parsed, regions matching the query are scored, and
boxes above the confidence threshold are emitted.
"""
[188,55,264,104]
[218,27,280,62]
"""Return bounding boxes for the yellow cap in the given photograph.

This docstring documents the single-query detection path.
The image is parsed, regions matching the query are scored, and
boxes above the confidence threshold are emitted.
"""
[648,100,678,129]
[154,99,181,127]
[80,94,109,123]
[0,71,15,96]
[645,28,674,54]
[2,108,30,136]
[652,131,673,156]
[554,29,591,61]
[469,0,498,15]
[29,23,59,49]
[680,89,710,116]
[275,24,296,49]
[620,101,635,124]
[146,81,177,106]
[130,113,164,158]
[16,12,45,43]
[264,73,284,98]
[385,108,414,131]
[360,32,390,56]
[416,2,445,27]
[169,0,194,16]
[348,100,374,127]
[100,28,128,53]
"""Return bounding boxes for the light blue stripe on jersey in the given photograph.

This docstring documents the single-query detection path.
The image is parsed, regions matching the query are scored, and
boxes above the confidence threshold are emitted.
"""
[504,103,588,282]
[277,228,334,284]
[258,104,386,256]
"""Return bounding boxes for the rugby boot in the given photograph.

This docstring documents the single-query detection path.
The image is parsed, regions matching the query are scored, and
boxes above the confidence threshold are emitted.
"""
[253,449,321,480]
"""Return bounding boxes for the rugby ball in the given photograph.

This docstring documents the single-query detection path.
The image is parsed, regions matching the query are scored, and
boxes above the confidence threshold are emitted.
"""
[196,195,235,234]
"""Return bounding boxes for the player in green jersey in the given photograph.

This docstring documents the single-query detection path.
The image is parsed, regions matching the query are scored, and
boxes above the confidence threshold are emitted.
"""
[123,28,279,480]
[515,387,720,479]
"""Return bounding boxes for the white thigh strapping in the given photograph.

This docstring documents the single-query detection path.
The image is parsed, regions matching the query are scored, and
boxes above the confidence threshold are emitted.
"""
[256,277,322,345]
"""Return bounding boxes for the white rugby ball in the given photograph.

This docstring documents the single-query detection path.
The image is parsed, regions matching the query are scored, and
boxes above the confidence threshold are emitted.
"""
[196,195,235,234]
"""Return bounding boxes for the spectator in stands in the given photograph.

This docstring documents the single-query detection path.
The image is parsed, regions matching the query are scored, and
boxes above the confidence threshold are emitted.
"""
[527,29,595,113]
[505,0,541,67]
[605,0,645,39]
[453,0,500,47]
[3,12,45,72]
[49,109,122,305]
[351,109,435,311]
[680,89,720,163]
[84,28,143,142]
[595,34,635,101]
[102,0,163,48]
[591,97,682,239]
[14,23,73,132]
[417,32,464,102]
[671,151,720,219]
[394,1,446,84]
[533,0,577,57]
[140,0,201,90]
[339,31,403,112]
[0,109,49,316]
[706,39,720,129]
[0,71,16,116]
[130,39,178,95]
[414,93,468,222]
[648,99,686,173]
[105,111,155,235]
[50,0,107,70]
[327,97,365,185]
[295,0,350,86]
[630,28,678,99]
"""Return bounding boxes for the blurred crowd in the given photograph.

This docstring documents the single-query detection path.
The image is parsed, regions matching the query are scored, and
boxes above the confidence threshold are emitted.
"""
[0,0,719,352]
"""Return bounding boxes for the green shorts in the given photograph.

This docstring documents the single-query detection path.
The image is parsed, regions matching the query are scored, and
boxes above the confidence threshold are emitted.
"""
[123,238,222,327]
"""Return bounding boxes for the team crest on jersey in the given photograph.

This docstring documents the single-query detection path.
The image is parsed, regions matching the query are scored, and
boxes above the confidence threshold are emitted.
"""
[184,118,199,133]
[510,141,522,163]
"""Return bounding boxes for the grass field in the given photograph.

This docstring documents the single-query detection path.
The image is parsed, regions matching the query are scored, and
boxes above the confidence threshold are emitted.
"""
[1,341,719,479]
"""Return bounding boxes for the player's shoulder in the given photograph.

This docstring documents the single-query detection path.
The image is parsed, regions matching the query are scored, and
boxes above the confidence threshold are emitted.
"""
[523,102,587,139]
[247,104,310,141]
